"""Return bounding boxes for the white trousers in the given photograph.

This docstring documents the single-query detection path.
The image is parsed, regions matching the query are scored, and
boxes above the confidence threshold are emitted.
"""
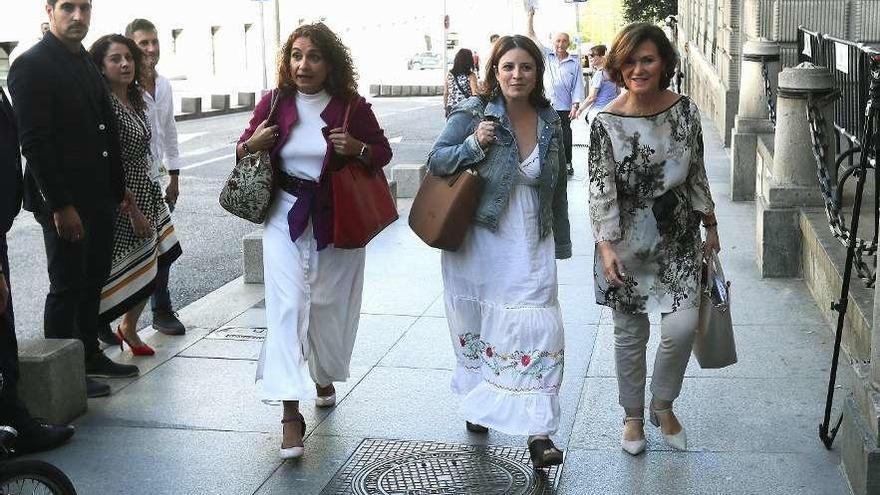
[611,307,699,409]
[256,195,365,401]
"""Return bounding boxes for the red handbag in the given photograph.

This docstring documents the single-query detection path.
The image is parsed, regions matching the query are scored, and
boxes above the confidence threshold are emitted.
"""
[331,98,398,249]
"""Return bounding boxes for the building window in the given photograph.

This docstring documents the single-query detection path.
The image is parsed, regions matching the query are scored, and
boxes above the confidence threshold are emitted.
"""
[211,26,221,75]
[171,29,182,55]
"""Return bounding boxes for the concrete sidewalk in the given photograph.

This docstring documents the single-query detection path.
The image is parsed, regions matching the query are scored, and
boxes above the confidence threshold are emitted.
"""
[21,115,853,494]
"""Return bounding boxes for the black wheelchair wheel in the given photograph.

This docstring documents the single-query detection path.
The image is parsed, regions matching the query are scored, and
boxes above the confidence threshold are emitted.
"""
[0,459,77,495]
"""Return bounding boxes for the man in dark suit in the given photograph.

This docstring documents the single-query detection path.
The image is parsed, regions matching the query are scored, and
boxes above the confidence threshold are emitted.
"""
[8,0,139,398]
[1,87,75,453]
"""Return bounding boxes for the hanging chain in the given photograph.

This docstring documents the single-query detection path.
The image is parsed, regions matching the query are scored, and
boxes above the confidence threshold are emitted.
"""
[761,60,777,125]
[807,89,877,287]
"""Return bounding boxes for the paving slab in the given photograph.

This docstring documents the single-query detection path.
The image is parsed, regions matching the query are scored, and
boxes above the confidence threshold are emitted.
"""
[25,425,279,495]
[255,435,365,494]
[556,449,850,495]
[76,357,369,437]
[569,376,844,454]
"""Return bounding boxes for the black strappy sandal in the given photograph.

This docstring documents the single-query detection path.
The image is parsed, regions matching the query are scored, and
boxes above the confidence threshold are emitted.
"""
[465,421,489,433]
[527,437,564,469]
[279,413,306,459]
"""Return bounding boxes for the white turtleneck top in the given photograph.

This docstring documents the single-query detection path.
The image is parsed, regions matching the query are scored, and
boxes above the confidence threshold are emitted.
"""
[279,89,332,181]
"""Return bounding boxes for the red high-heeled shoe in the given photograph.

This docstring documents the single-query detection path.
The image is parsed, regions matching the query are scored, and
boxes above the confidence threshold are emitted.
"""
[115,328,155,356]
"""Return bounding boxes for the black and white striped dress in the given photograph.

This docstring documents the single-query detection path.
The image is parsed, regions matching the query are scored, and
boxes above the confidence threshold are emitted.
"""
[99,93,181,321]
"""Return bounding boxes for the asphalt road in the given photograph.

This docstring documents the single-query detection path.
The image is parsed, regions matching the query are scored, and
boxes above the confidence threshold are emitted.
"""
[7,95,446,341]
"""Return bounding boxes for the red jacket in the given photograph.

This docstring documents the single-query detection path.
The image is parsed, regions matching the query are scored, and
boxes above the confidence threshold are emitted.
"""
[238,89,393,248]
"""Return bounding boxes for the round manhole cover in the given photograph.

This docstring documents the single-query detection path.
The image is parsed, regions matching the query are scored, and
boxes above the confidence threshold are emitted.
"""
[351,449,538,495]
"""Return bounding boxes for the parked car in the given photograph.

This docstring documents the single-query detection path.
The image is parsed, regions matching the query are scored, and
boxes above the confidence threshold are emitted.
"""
[407,52,443,70]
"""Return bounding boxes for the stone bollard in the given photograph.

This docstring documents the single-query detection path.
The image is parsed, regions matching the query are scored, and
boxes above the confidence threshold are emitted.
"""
[369,84,380,96]
[17,339,86,424]
[387,179,398,205]
[242,229,263,284]
[181,97,202,115]
[730,38,779,201]
[755,63,835,277]
[391,164,426,198]
[237,92,256,109]
[211,94,231,111]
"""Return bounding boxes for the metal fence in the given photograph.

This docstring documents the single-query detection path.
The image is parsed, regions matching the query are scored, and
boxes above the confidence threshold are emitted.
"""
[798,26,880,286]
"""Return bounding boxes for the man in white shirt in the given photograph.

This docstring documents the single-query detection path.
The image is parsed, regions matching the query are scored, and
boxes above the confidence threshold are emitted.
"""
[527,8,584,176]
[126,18,186,336]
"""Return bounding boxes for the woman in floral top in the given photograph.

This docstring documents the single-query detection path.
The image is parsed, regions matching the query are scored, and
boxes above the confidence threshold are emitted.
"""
[587,23,720,456]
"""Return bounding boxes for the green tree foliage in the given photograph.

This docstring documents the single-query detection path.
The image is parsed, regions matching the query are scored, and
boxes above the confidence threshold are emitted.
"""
[622,0,677,22]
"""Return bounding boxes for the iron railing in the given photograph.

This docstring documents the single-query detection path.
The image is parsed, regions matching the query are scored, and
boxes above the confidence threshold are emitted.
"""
[799,26,880,288]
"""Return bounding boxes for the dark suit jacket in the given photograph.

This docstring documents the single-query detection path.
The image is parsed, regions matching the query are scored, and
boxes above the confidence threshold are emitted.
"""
[8,32,124,214]
[0,88,22,236]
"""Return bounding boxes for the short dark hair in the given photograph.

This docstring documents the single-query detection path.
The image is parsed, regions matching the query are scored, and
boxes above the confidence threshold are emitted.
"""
[590,44,607,57]
[89,34,146,114]
[489,34,500,43]
[479,35,550,109]
[125,18,157,37]
[605,23,677,90]
[47,0,91,5]
[451,48,474,76]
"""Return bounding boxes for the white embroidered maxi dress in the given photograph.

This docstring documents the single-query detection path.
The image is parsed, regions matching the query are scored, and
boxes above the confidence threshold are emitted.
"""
[442,140,565,436]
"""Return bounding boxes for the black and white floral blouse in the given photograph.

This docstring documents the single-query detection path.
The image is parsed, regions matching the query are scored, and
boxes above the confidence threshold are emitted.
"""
[588,96,715,314]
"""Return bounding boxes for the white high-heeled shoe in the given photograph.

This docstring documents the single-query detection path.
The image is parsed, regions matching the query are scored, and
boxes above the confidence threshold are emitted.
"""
[621,417,647,455]
[649,407,687,451]
[315,393,336,408]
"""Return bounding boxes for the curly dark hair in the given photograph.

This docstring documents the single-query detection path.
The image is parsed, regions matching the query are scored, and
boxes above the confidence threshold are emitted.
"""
[276,22,358,99]
[479,35,550,109]
[605,23,678,90]
[89,34,145,114]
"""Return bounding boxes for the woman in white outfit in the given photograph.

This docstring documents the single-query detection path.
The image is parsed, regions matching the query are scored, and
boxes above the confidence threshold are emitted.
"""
[427,35,571,469]
[236,23,392,460]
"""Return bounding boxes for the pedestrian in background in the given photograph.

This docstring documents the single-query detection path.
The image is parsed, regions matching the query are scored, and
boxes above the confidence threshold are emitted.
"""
[526,8,583,176]
[90,34,182,356]
[0,87,75,455]
[236,22,391,460]
[8,0,139,398]
[443,48,479,118]
[577,44,619,125]
[428,35,571,469]
[125,18,187,338]
[587,23,719,456]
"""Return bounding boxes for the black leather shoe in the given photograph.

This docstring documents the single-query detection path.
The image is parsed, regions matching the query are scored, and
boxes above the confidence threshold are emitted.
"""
[14,420,75,455]
[85,353,139,378]
[86,377,111,398]
[152,311,186,336]
[97,325,121,346]
[566,164,574,176]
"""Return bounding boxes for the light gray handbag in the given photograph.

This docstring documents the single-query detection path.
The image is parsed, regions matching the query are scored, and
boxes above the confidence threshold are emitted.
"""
[219,89,280,223]
[693,251,737,368]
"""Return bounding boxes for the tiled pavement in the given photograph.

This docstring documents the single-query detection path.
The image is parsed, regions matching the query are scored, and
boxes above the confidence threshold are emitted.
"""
[21,117,853,494]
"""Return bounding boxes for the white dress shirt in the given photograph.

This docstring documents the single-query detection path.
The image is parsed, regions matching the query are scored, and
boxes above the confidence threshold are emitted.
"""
[144,74,181,181]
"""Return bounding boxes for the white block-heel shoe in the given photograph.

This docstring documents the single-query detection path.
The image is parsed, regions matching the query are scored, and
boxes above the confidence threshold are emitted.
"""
[279,413,306,459]
[649,408,687,451]
[621,417,647,455]
[315,384,336,408]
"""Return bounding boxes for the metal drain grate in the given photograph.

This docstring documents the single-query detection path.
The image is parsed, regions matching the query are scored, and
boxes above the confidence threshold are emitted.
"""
[321,438,561,495]
[206,326,267,341]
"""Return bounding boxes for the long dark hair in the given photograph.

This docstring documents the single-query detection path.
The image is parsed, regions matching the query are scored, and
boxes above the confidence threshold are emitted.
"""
[89,34,145,114]
[478,35,550,108]
[451,48,474,76]
[276,22,358,99]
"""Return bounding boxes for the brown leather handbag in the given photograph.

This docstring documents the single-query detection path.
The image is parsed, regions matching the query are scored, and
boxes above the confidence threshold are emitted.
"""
[408,167,484,251]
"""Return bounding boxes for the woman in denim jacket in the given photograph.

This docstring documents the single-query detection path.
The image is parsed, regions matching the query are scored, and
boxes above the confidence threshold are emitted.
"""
[427,35,571,469]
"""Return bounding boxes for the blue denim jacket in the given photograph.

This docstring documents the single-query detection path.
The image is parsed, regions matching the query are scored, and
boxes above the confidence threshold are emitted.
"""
[427,95,572,259]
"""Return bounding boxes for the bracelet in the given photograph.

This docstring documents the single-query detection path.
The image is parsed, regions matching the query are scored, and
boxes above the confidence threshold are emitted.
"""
[703,222,718,229]
[242,141,252,154]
